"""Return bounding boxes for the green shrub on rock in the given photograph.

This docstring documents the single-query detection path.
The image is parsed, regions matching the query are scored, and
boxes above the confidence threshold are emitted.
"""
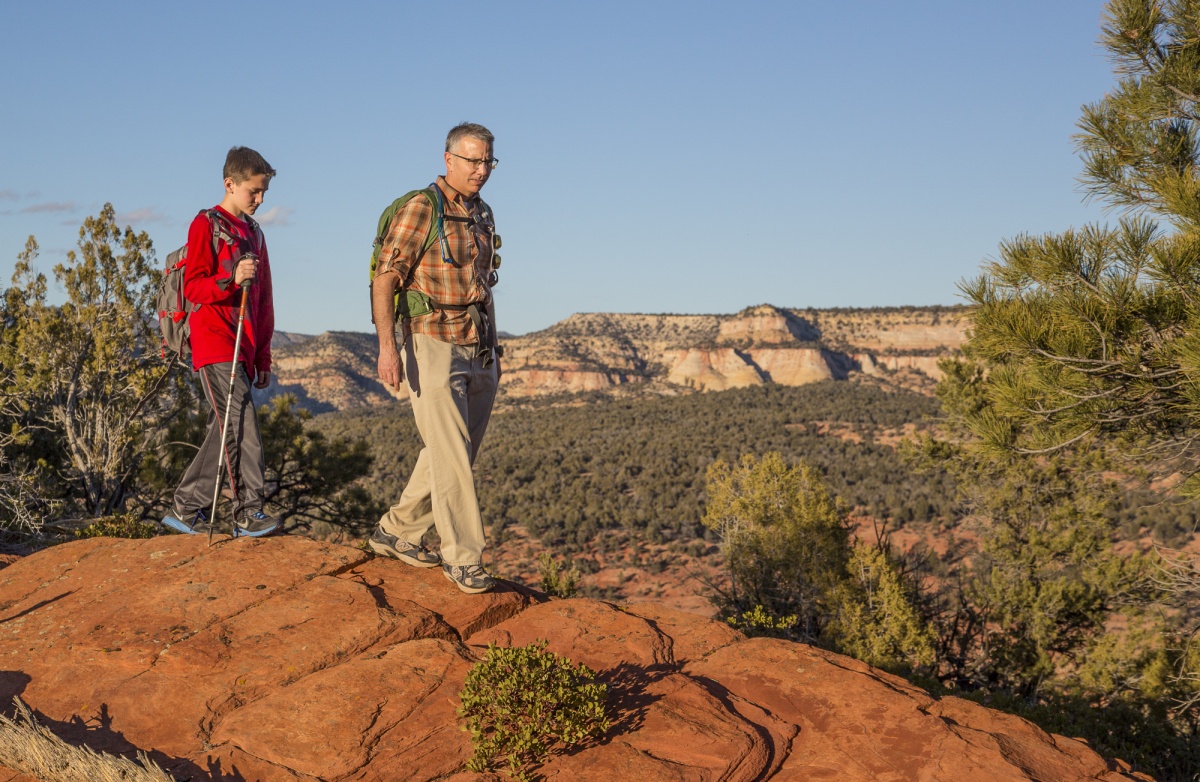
[826,542,936,672]
[537,553,581,598]
[458,641,609,780]
[702,452,851,642]
[702,452,934,674]
[725,604,799,635]
[75,514,157,539]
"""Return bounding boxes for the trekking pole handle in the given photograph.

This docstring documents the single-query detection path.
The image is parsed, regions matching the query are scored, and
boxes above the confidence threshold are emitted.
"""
[235,252,258,289]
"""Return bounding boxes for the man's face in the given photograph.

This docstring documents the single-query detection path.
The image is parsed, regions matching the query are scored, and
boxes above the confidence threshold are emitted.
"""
[444,136,493,198]
[225,173,270,217]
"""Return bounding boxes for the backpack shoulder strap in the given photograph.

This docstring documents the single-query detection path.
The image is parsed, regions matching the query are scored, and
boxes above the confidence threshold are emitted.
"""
[201,208,237,255]
[428,184,460,266]
[378,188,440,248]
[242,213,265,256]
[416,185,442,252]
[370,187,444,302]
[476,197,495,222]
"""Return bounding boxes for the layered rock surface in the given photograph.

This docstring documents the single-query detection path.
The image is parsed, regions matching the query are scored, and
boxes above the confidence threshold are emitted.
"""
[268,305,967,410]
[501,305,963,397]
[0,537,1147,781]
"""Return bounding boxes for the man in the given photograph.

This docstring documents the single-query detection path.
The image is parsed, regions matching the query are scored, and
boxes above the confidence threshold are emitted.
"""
[369,123,502,594]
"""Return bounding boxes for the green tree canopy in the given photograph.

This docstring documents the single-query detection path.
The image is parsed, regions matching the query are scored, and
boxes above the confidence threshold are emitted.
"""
[959,0,1200,493]
[257,395,383,536]
[0,205,187,518]
[932,2,1200,770]
[702,452,934,673]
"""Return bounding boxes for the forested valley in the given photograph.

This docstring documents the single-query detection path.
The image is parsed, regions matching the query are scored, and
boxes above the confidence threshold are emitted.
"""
[312,381,1200,554]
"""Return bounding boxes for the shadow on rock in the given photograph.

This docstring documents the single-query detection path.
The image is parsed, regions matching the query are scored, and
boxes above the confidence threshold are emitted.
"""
[0,591,74,626]
[599,662,675,738]
[186,754,253,781]
[0,672,30,708]
[2,697,250,782]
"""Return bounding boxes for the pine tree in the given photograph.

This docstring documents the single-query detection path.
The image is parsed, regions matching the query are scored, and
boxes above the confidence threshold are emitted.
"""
[960,1,1200,490]
[938,1,1200,767]
[912,363,1156,695]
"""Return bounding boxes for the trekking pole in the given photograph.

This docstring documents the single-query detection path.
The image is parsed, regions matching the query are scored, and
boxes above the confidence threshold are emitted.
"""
[208,272,253,545]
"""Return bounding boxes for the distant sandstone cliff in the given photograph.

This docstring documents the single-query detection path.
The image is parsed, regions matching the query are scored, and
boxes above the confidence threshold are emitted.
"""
[267,304,968,412]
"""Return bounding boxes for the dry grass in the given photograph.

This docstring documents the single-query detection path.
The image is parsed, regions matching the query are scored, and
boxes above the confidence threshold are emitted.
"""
[0,697,173,782]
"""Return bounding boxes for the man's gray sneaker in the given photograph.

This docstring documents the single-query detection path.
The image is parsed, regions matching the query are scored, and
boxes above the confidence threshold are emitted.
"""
[161,508,211,535]
[442,563,496,594]
[234,510,280,538]
[368,526,441,568]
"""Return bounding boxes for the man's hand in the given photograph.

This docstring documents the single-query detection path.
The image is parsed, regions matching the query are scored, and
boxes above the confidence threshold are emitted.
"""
[234,255,259,286]
[254,369,271,389]
[378,345,404,389]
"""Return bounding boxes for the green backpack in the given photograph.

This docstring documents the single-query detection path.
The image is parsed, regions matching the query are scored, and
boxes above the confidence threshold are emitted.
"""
[369,184,447,321]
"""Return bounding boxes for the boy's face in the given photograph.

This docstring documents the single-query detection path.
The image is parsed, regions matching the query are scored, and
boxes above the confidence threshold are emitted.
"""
[224,173,270,217]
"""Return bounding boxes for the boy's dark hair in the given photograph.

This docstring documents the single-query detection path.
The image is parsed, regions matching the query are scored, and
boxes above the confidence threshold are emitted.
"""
[223,146,276,183]
[446,123,494,152]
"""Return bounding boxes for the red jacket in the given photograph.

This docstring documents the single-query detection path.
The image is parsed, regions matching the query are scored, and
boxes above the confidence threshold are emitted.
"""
[183,206,274,375]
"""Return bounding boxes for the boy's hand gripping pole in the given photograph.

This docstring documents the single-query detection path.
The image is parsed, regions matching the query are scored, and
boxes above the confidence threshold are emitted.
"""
[209,280,252,546]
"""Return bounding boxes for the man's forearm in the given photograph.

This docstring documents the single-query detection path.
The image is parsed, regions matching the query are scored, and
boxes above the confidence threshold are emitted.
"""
[372,273,400,352]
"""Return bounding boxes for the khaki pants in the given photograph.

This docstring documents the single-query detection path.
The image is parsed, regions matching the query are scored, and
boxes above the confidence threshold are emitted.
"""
[380,333,498,566]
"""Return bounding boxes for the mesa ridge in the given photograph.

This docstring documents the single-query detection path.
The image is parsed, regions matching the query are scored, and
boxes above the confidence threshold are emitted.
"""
[267,304,968,412]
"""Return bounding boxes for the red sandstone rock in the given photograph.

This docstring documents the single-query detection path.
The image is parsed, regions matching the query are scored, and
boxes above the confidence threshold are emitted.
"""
[0,537,1151,781]
[621,600,741,662]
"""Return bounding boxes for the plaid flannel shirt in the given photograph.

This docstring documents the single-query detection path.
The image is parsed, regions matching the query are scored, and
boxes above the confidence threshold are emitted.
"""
[376,177,496,345]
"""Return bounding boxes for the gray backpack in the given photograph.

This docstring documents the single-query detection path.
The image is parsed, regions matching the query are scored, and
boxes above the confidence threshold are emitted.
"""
[156,209,236,362]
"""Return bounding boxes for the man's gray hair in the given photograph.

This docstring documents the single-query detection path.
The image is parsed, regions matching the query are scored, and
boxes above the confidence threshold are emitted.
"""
[446,122,495,152]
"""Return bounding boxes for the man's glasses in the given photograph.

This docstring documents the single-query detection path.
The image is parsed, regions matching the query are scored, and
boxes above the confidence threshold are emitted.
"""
[449,152,499,170]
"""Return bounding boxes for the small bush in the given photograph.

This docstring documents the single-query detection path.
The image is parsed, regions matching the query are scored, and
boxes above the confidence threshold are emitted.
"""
[459,641,609,780]
[726,604,799,636]
[701,452,854,641]
[75,514,157,539]
[538,553,580,598]
[702,452,935,675]
[826,543,936,673]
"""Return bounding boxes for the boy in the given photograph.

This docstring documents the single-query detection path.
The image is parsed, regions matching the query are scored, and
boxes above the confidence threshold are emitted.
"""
[161,146,279,537]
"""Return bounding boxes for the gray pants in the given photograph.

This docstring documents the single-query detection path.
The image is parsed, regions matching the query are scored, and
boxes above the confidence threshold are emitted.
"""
[380,334,498,566]
[174,362,265,519]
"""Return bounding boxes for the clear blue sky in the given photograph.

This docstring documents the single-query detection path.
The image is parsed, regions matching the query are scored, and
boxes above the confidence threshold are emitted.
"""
[1,1,1115,337]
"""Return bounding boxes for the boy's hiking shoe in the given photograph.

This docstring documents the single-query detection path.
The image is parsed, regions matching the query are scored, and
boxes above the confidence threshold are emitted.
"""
[442,563,496,594]
[368,527,441,568]
[161,508,211,535]
[233,510,280,538]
